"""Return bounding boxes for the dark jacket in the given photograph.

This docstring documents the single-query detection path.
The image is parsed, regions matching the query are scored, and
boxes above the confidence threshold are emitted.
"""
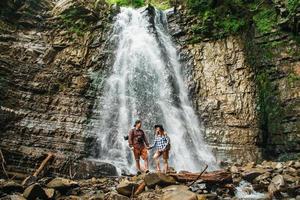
[128,128,149,149]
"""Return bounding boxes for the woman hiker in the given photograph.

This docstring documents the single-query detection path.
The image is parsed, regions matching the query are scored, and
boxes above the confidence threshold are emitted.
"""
[148,124,171,173]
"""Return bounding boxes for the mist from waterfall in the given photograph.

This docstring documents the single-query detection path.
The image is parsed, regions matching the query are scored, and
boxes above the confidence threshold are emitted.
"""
[88,7,218,173]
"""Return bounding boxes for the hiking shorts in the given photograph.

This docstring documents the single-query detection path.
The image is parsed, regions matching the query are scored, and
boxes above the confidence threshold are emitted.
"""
[158,150,169,160]
[133,147,148,161]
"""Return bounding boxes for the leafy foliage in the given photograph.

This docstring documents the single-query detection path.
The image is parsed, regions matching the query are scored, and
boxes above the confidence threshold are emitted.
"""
[106,0,170,9]
[287,0,300,13]
[106,0,144,7]
[253,8,277,33]
[59,6,91,36]
[187,0,251,39]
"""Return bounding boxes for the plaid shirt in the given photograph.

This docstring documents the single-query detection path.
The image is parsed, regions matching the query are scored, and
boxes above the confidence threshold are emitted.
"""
[150,134,170,152]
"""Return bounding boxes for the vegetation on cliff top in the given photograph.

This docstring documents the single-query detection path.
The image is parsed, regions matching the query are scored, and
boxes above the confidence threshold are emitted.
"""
[105,0,170,9]
[187,0,300,38]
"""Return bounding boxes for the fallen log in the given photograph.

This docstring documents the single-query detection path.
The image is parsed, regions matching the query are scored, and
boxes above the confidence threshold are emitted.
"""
[169,170,232,184]
[188,164,208,187]
[0,149,8,178]
[33,153,54,177]
[134,181,146,196]
[22,153,54,186]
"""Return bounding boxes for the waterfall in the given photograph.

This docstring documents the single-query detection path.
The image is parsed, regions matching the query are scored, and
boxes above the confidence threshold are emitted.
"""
[88,7,218,173]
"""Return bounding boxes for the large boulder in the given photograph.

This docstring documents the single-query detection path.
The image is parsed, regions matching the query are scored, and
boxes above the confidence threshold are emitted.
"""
[144,173,176,187]
[73,159,118,179]
[162,185,198,200]
[46,178,79,192]
[106,192,130,200]
[242,168,269,182]
[116,179,139,197]
[268,174,285,198]
[23,183,48,200]
[44,188,55,199]
[0,180,24,194]
[3,195,27,200]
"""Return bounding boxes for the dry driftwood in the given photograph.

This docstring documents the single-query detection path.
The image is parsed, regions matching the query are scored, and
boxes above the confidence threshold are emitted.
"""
[169,170,232,184]
[22,152,54,186]
[0,149,8,178]
[134,181,146,196]
[33,152,54,177]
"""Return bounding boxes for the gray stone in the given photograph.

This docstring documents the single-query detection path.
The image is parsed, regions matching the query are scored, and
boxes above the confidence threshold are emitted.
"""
[4,195,27,200]
[144,173,177,187]
[116,179,139,197]
[162,189,197,200]
[272,175,285,188]
[23,183,48,200]
[44,188,55,199]
[73,159,118,179]
[107,192,130,200]
[46,178,79,191]
[0,181,24,193]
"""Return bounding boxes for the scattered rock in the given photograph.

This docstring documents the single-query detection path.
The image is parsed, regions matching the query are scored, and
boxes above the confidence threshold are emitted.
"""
[0,181,24,194]
[268,174,285,198]
[230,166,239,173]
[3,194,27,200]
[162,189,197,200]
[23,183,48,200]
[44,188,55,199]
[272,174,285,188]
[74,159,118,179]
[116,179,139,197]
[162,184,189,192]
[106,192,130,200]
[144,173,177,187]
[46,178,79,192]
[242,169,267,182]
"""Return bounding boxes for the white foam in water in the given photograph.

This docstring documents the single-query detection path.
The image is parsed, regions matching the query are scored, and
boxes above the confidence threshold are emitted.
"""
[88,7,218,173]
[235,181,268,199]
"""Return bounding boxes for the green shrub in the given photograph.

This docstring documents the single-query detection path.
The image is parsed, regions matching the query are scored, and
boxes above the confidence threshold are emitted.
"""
[253,8,277,33]
[106,0,145,7]
[287,0,300,13]
[256,71,283,145]
[187,0,214,13]
[59,7,91,36]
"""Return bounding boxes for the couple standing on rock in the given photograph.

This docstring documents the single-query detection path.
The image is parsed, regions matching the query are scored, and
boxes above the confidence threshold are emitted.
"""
[128,120,171,175]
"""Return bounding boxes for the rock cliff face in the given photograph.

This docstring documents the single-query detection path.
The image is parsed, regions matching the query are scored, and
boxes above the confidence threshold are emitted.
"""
[0,0,116,177]
[167,4,299,163]
[0,0,299,178]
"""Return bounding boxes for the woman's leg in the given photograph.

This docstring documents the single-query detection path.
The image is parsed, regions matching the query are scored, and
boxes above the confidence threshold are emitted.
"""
[163,159,169,173]
[162,150,169,173]
[153,151,161,172]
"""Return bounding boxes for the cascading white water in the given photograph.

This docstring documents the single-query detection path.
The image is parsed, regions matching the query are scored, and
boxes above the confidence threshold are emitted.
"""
[89,7,218,173]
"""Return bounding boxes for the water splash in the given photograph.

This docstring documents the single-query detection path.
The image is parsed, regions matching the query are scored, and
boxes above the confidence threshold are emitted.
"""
[235,181,267,199]
[88,7,218,173]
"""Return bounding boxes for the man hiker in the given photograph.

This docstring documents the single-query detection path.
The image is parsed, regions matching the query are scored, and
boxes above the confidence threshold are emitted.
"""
[128,120,150,174]
[148,124,170,173]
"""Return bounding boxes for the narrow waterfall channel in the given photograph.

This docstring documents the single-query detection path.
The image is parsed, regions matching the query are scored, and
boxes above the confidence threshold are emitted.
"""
[89,7,218,173]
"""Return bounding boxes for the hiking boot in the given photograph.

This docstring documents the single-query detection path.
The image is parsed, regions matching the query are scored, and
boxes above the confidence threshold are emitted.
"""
[136,171,142,176]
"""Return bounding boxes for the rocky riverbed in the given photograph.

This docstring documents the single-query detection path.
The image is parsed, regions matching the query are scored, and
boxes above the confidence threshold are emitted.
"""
[0,160,299,200]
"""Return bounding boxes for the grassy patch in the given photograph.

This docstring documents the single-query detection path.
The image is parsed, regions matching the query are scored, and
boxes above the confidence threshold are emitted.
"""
[106,0,144,7]
[59,6,92,36]
[105,0,170,9]
[187,0,251,39]
[253,8,277,33]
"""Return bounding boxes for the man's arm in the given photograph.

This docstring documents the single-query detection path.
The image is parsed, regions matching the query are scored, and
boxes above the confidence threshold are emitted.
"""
[143,131,149,147]
[128,129,133,148]
[148,137,157,149]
